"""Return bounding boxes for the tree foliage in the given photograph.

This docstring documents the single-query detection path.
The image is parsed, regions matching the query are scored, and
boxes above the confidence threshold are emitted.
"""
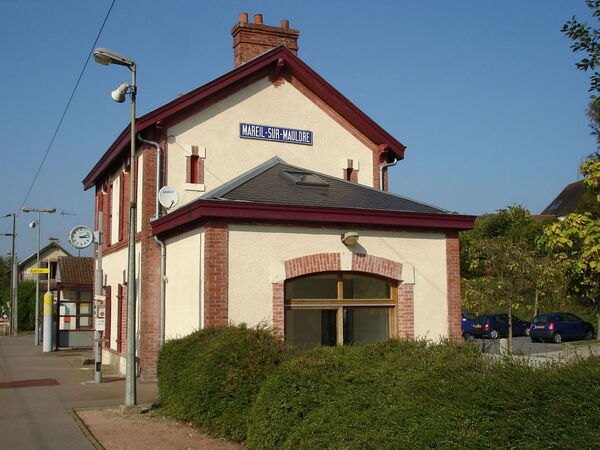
[562,0,600,94]
[460,206,568,345]
[539,160,600,332]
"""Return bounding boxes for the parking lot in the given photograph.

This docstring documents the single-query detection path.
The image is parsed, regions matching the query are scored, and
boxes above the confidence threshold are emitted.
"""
[472,335,569,356]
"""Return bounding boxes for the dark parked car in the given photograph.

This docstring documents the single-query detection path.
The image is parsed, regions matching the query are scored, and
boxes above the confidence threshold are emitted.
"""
[462,312,477,338]
[470,314,531,339]
[530,312,595,343]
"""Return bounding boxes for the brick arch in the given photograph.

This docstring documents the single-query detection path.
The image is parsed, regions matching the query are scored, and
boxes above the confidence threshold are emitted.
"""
[273,252,413,339]
[284,253,341,279]
[351,253,402,281]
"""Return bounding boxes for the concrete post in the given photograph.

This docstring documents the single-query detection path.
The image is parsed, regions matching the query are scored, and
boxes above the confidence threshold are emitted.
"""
[42,291,53,352]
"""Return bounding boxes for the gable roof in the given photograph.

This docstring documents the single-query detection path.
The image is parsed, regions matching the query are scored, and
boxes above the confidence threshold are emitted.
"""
[18,242,72,269]
[83,45,406,190]
[151,158,475,236]
[539,180,584,218]
[202,157,448,214]
[55,257,94,285]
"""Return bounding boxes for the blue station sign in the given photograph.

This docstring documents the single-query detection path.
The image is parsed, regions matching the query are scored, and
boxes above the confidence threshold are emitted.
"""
[239,123,313,146]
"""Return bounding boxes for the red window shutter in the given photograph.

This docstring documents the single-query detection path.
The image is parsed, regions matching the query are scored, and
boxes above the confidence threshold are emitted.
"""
[117,284,123,353]
[190,155,199,183]
[104,285,112,348]
[107,183,113,246]
[118,173,125,241]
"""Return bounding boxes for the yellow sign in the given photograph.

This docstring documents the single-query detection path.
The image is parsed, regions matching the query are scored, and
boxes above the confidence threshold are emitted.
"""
[29,268,50,274]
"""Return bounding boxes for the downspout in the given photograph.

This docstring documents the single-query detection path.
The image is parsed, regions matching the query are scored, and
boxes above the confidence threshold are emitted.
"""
[136,133,166,348]
[379,156,398,190]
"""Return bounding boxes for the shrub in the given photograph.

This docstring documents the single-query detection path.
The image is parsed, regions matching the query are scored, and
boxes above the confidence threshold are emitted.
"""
[247,340,600,449]
[157,324,288,441]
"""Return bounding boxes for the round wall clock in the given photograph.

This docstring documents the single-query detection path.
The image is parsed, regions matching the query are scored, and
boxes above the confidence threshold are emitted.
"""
[68,225,94,249]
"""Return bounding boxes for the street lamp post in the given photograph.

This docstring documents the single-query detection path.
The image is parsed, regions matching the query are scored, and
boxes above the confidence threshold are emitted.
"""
[93,47,138,407]
[1,213,17,335]
[22,207,56,346]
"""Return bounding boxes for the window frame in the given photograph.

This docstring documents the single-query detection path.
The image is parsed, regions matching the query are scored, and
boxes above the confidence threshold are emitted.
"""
[284,272,398,346]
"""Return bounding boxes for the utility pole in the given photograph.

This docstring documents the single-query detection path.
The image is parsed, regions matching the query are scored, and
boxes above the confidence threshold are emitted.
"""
[94,212,104,383]
[22,207,56,345]
[1,213,18,335]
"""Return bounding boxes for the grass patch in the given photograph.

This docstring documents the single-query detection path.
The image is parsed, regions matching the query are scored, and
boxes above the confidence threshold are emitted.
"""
[566,339,600,346]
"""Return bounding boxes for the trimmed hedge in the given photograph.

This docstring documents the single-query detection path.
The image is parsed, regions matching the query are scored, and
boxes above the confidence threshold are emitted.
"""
[157,325,288,441]
[158,329,600,448]
[247,340,600,449]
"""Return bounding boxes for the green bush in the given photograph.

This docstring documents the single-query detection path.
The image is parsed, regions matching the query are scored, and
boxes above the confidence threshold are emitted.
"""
[157,324,289,441]
[247,340,600,449]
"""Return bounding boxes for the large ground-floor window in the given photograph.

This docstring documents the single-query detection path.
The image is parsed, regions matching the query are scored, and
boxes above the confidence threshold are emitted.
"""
[284,272,397,349]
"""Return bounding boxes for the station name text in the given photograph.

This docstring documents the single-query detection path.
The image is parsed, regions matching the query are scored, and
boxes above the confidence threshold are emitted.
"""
[240,123,313,146]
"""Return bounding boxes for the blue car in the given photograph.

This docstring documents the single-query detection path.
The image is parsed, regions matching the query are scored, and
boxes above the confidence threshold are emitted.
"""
[529,312,595,343]
[470,314,531,339]
[462,312,477,338]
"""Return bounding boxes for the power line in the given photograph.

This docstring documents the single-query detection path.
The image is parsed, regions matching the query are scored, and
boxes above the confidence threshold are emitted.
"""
[15,0,117,218]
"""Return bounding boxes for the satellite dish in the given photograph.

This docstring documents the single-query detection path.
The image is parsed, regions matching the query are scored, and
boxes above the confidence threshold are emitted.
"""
[158,186,179,210]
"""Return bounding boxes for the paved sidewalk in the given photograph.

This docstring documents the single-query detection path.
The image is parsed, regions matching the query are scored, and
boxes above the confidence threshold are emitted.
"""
[0,335,157,449]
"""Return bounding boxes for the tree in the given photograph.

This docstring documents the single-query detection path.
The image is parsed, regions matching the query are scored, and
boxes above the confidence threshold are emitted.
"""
[463,237,537,352]
[562,1,600,146]
[562,0,600,94]
[539,161,600,334]
[461,206,568,352]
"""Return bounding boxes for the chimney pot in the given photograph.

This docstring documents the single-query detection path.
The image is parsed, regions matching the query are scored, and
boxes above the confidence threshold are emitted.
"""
[232,14,300,67]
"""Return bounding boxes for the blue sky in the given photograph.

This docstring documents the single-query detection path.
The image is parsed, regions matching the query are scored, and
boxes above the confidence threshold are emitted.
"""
[0,0,597,259]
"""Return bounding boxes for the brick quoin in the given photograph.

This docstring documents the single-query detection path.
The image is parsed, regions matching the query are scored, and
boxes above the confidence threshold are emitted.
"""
[397,284,415,339]
[204,222,229,327]
[446,231,462,340]
[138,144,162,380]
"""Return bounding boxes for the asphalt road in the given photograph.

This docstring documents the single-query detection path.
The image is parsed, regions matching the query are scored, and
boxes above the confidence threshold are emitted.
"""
[0,334,158,450]
[471,335,567,355]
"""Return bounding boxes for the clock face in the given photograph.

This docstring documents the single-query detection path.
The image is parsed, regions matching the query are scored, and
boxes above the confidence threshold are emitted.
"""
[69,225,93,249]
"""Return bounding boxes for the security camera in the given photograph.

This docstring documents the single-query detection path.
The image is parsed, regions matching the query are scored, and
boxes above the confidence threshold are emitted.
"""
[29,220,37,229]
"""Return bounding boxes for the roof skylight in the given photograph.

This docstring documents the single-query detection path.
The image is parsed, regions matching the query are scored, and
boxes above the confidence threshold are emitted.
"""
[282,171,329,187]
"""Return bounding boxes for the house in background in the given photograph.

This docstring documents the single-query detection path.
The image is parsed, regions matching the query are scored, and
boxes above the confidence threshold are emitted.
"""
[83,13,476,378]
[52,256,94,348]
[539,180,584,220]
[18,238,71,284]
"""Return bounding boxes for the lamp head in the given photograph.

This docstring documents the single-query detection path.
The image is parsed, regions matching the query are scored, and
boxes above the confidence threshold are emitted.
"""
[111,82,130,103]
[93,47,135,68]
[29,220,37,229]
[341,232,359,246]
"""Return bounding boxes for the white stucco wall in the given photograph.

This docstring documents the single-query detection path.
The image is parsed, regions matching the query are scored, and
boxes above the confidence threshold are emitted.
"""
[227,225,449,340]
[164,228,203,339]
[99,238,142,350]
[166,76,375,208]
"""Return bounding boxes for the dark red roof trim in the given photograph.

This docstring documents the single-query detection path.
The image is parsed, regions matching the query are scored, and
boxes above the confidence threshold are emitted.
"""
[83,46,406,190]
[151,200,475,237]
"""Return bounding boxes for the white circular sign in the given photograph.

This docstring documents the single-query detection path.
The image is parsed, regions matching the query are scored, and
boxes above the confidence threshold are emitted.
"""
[158,186,179,210]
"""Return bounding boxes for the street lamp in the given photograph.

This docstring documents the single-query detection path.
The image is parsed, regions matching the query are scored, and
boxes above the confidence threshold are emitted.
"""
[93,47,138,407]
[22,207,56,346]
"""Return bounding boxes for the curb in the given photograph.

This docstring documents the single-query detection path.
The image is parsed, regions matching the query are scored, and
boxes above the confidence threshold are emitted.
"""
[68,408,105,450]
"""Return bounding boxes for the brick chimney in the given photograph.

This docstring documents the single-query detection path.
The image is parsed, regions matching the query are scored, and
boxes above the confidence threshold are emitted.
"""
[231,13,300,68]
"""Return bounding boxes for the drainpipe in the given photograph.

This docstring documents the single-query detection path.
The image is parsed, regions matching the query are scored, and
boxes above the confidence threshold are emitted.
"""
[379,156,398,190]
[137,133,166,347]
